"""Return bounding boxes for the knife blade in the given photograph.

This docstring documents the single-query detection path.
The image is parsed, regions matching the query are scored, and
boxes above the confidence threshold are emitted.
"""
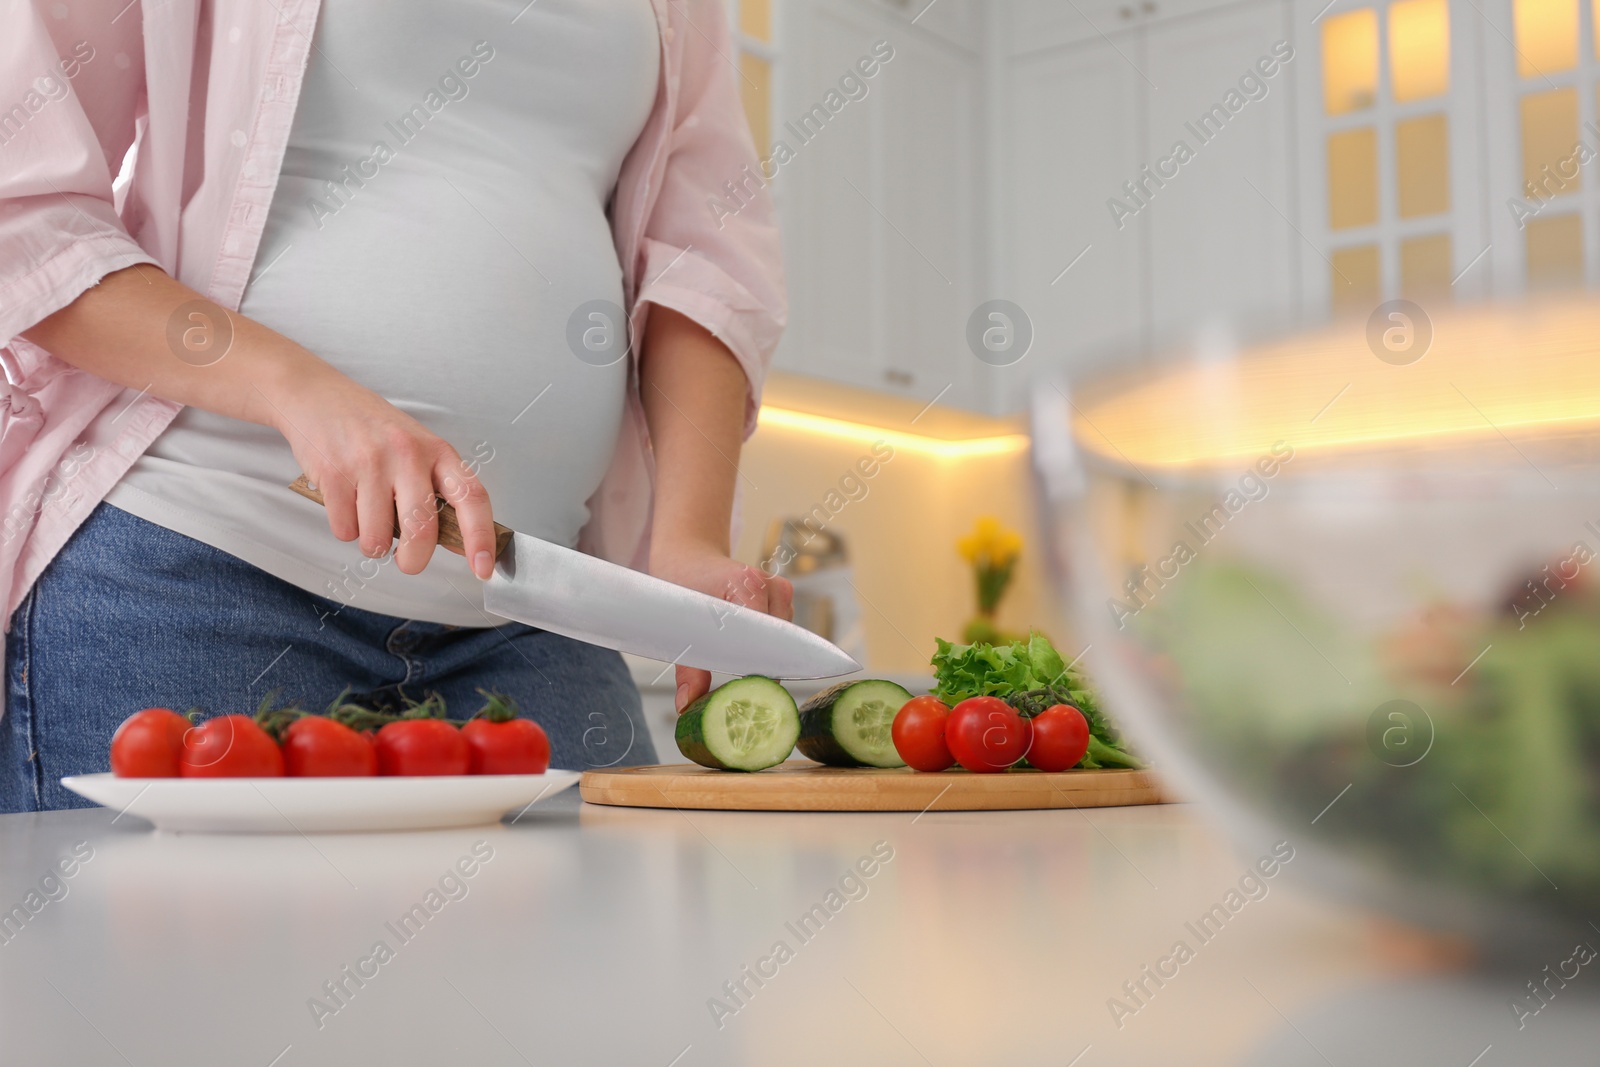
[288,477,861,679]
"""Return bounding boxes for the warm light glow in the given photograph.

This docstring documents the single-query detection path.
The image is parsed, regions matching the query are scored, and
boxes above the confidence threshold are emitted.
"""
[1395,112,1451,218]
[1521,87,1581,199]
[757,406,1029,458]
[1514,0,1579,77]
[739,52,772,153]
[1070,300,1600,470]
[1331,243,1381,313]
[1389,0,1450,102]
[739,0,771,41]
[1526,212,1585,288]
[1327,126,1380,229]
[1322,8,1379,115]
[1400,231,1453,295]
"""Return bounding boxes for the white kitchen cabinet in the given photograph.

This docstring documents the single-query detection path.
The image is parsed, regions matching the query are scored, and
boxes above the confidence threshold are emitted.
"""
[772,0,1317,415]
[1007,0,1140,53]
[1476,0,1528,298]
[865,0,984,50]
[1006,0,1258,57]
[773,0,886,392]
[876,29,983,399]
[1143,1,1299,346]
[768,0,1558,418]
[1284,0,1494,315]
[997,34,1147,412]
[773,0,984,408]
[994,1,1300,410]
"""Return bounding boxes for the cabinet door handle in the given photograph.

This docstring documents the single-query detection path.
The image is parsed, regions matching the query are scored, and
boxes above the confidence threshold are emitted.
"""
[883,368,914,387]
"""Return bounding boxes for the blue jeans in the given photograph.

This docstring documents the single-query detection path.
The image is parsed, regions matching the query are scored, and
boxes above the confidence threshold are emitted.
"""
[1,503,654,813]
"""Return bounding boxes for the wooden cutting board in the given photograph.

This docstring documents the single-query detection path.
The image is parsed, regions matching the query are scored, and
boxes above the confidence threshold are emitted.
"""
[579,761,1170,812]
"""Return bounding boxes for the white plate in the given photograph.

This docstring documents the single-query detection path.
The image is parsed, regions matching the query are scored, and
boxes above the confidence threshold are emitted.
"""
[60,771,580,833]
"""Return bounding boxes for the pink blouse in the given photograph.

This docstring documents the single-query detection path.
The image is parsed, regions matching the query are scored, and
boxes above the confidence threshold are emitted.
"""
[0,0,784,626]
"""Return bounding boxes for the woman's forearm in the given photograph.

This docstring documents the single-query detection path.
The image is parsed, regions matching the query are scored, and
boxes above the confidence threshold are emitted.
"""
[638,305,749,558]
[22,265,500,576]
[22,266,332,427]
[639,305,791,710]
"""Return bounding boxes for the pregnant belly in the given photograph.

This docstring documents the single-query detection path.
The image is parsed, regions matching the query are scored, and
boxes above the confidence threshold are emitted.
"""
[157,173,631,546]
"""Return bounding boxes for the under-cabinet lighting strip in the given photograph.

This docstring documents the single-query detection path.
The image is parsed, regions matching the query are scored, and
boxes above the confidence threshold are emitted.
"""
[757,406,1030,458]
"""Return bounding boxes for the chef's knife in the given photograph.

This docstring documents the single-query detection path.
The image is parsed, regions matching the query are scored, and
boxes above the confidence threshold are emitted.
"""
[288,477,860,679]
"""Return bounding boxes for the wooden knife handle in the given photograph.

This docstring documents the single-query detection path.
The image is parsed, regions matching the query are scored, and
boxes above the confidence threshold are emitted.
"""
[289,475,514,560]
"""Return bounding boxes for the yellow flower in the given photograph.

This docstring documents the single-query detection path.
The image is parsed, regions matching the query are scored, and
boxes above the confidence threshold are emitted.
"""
[993,530,1023,567]
[957,516,1023,567]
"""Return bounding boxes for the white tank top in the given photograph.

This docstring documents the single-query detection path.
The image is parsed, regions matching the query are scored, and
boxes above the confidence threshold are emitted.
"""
[108,0,660,625]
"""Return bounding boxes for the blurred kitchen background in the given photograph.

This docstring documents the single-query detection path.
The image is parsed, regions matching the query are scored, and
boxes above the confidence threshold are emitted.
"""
[716,0,1582,672]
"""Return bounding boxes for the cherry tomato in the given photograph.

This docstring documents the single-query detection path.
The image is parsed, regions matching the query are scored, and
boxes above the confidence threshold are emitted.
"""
[1026,704,1091,772]
[110,708,191,777]
[283,716,378,777]
[891,695,955,772]
[375,719,470,776]
[461,718,550,775]
[946,696,1031,773]
[179,715,285,777]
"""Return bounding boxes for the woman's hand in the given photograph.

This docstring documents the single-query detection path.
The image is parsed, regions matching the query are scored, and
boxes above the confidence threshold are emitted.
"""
[649,540,794,712]
[24,267,499,580]
[265,367,497,579]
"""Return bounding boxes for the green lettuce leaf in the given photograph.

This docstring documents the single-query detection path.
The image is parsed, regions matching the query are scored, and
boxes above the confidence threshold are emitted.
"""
[931,632,1075,702]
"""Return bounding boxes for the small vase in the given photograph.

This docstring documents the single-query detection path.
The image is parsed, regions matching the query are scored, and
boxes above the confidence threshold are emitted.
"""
[961,612,1004,646]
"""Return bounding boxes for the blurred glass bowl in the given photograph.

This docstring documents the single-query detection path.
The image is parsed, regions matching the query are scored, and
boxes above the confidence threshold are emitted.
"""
[1031,298,1600,959]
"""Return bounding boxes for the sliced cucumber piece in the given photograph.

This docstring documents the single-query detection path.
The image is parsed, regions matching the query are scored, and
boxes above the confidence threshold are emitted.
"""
[675,676,799,771]
[796,679,913,768]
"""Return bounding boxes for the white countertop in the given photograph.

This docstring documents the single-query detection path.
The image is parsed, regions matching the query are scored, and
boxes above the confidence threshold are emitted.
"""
[3,795,1594,1065]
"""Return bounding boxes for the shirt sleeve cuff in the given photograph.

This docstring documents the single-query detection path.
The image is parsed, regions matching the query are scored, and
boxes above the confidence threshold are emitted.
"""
[0,196,160,351]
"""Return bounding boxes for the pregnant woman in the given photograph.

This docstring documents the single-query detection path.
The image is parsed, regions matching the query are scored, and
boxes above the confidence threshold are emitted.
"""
[0,0,790,811]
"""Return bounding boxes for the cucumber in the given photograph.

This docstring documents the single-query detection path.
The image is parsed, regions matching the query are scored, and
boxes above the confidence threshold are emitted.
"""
[796,679,913,768]
[675,676,800,771]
